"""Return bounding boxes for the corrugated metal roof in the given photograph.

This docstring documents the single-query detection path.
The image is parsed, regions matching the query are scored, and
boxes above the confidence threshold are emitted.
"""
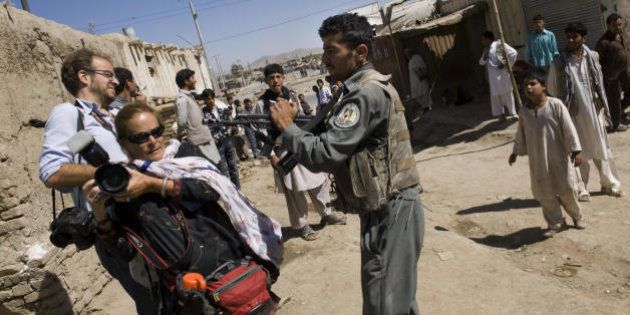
[361,0,437,29]
[375,2,485,36]
[438,0,487,15]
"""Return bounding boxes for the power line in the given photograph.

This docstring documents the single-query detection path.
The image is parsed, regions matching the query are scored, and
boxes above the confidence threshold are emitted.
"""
[92,0,228,28]
[203,0,369,44]
[93,0,254,33]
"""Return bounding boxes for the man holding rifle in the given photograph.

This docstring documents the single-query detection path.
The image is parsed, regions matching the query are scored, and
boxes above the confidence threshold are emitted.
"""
[258,63,347,241]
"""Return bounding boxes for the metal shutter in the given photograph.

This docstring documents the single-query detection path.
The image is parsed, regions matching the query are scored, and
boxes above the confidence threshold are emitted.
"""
[521,0,605,49]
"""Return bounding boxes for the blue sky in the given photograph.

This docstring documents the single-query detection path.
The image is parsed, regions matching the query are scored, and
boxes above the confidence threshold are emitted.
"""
[16,0,387,69]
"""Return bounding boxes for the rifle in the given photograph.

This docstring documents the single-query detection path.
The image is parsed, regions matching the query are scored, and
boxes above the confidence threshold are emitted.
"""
[203,114,315,176]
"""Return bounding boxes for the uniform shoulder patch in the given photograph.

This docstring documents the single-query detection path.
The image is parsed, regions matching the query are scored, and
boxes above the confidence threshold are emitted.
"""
[334,103,360,128]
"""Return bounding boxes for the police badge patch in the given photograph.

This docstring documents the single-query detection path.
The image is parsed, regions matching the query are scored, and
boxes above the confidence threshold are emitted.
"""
[334,103,360,128]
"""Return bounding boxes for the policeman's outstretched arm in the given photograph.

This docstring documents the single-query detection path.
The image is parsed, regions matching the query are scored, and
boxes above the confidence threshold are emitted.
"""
[278,85,389,173]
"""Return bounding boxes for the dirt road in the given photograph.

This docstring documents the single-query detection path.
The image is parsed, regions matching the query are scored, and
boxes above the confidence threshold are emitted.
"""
[90,99,630,314]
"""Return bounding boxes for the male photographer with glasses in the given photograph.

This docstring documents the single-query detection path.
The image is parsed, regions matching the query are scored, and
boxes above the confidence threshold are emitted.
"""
[38,48,156,314]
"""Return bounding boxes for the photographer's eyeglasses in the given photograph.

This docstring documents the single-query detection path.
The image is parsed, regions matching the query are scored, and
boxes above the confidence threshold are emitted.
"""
[127,125,165,144]
[84,69,116,80]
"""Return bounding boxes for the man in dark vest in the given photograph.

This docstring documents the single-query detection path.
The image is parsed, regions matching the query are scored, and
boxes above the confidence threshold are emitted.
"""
[270,13,424,315]
[596,13,629,132]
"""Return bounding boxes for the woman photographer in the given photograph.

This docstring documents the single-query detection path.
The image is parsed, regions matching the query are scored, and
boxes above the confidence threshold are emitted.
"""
[82,104,281,314]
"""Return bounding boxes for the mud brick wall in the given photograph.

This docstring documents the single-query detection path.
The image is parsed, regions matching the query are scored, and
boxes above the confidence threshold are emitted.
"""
[0,6,123,314]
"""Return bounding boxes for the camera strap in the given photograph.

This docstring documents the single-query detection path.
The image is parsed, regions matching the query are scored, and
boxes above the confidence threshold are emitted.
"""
[50,102,85,222]
[51,189,66,221]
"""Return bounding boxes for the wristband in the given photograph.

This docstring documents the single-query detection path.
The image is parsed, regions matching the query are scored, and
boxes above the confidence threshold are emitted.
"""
[161,177,169,198]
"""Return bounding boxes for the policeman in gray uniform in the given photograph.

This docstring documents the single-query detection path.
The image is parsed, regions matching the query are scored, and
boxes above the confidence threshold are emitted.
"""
[270,13,425,315]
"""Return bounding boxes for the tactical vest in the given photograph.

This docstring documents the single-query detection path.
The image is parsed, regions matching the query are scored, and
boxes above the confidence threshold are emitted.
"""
[338,69,421,213]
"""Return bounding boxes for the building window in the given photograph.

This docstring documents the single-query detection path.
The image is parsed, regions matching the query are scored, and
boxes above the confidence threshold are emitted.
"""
[148,67,156,77]
[146,55,153,63]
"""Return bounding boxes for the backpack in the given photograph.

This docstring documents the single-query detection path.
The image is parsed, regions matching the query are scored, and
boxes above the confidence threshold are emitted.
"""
[111,193,278,314]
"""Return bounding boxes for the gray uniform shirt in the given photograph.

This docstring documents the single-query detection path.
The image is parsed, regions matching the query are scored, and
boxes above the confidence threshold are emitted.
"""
[281,64,390,201]
[175,89,213,145]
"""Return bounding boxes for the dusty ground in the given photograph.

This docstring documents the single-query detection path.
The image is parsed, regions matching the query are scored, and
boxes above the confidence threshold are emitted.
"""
[90,98,630,314]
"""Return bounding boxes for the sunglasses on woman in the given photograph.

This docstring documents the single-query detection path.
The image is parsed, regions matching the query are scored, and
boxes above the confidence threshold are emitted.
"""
[127,125,165,144]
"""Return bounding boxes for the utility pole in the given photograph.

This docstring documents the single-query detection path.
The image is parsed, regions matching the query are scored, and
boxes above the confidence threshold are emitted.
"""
[20,0,30,12]
[87,22,95,34]
[188,0,218,91]
[490,0,523,111]
[177,34,208,88]
[213,54,228,98]
[237,59,246,86]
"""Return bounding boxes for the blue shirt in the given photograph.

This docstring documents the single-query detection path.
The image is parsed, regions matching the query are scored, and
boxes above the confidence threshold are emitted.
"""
[39,99,127,209]
[527,29,560,68]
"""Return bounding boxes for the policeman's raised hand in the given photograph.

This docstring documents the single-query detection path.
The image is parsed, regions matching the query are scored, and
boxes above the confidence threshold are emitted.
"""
[270,97,298,132]
[508,154,517,166]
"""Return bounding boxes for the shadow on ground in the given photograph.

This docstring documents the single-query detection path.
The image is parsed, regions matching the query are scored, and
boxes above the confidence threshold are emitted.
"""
[408,98,518,154]
[470,227,547,249]
[456,198,539,215]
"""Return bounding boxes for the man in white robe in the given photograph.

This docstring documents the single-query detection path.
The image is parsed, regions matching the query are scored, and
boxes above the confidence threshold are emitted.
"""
[479,31,518,119]
[405,48,432,112]
[547,22,624,198]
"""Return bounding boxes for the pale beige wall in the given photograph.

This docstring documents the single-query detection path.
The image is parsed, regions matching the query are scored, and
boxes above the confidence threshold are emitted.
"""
[0,5,211,314]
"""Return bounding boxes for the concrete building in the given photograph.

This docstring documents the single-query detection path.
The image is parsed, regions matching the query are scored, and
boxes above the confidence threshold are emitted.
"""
[104,33,214,98]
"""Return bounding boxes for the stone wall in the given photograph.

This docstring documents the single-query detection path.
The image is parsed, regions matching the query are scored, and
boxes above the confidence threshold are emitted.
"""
[0,5,195,314]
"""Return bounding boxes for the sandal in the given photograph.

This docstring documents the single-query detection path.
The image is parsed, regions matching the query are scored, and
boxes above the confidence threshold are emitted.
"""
[299,226,318,241]
[578,193,591,202]
[602,186,625,197]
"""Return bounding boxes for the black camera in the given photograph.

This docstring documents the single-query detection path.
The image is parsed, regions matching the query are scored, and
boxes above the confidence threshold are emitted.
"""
[48,131,131,250]
[68,131,130,194]
[49,206,97,250]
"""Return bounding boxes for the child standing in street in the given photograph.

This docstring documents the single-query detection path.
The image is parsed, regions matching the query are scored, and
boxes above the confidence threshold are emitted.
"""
[509,70,586,238]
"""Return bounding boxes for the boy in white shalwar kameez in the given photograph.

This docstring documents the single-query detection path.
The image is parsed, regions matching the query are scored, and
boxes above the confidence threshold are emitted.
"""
[509,70,586,238]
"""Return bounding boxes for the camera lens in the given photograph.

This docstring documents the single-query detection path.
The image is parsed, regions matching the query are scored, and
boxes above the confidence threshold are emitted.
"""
[95,164,130,194]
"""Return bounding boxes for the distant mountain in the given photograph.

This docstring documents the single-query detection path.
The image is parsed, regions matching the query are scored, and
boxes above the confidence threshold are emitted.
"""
[250,47,323,69]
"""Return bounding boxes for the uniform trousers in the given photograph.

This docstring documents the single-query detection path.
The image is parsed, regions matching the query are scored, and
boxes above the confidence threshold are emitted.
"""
[280,178,332,229]
[576,158,621,195]
[537,191,582,229]
[360,187,424,315]
[490,91,516,117]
